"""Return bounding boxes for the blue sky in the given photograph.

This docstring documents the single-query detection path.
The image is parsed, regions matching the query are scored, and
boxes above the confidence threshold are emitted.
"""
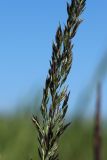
[0,0,107,117]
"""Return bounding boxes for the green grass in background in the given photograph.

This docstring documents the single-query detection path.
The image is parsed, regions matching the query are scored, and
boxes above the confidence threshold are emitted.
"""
[0,116,107,160]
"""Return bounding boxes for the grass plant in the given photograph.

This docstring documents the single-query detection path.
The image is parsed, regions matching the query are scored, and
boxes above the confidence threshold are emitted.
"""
[32,0,86,159]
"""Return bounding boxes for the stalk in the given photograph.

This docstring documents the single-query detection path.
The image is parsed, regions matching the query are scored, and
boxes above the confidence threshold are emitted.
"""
[94,83,102,160]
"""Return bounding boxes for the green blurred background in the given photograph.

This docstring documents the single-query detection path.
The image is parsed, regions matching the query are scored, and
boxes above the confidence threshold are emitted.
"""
[0,113,107,160]
[0,86,107,160]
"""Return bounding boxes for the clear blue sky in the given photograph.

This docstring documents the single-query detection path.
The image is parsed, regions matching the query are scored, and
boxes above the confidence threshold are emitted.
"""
[0,0,107,118]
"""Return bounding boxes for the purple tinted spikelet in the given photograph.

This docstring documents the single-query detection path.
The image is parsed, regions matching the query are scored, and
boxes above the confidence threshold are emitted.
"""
[32,0,86,159]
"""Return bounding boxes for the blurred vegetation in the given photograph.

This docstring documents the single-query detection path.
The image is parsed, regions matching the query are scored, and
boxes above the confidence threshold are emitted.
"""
[0,114,107,160]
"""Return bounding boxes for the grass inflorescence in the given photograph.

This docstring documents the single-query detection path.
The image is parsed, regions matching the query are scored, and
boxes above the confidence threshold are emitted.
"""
[32,0,86,159]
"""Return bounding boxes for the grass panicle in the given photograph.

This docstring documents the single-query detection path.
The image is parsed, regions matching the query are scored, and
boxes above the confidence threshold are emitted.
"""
[32,0,86,159]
